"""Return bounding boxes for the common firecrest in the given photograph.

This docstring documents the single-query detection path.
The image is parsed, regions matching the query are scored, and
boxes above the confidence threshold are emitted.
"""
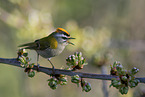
[19,28,75,68]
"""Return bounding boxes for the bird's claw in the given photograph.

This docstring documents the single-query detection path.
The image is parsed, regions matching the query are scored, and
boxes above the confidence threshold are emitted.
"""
[36,64,40,72]
[52,66,55,76]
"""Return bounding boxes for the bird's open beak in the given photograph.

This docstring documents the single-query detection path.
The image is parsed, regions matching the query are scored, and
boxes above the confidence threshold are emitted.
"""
[67,37,75,45]
[68,37,75,39]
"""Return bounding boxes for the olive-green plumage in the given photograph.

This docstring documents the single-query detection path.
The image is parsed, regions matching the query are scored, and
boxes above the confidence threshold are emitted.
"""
[19,33,58,50]
[19,28,75,59]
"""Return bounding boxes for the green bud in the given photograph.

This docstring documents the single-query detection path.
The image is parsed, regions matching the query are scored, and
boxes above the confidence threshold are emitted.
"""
[77,52,82,60]
[29,63,34,68]
[113,61,120,67]
[131,67,139,75]
[119,87,128,95]
[19,48,26,53]
[129,81,136,88]
[133,79,140,85]
[19,57,26,64]
[121,70,127,76]
[110,62,140,95]
[121,76,128,81]
[66,58,69,62]
[78,52,82,57]
[19,57,26,67]
[23,53,28,57]
[116,64,123,71]
[28,70,35,78]
[81,58,84,64]
[129,79,140,88]
[59,80,67,85]
[71,55,75,62]
[78,61,82,66]
[113,81,121,88]
[111,78,121,88]
[113,61,117,67]
[48,78,58,90]
[128,75,132,80]
[58,76,67,85]
[66,52,87,70]
[77,57,87,69]
[71,79,79,83]
[71,75,81,85]
[111,78,118,83]
[74,52,78,56]
[49,81,57,90]
[82,83,91,92]
[59,78,67,82]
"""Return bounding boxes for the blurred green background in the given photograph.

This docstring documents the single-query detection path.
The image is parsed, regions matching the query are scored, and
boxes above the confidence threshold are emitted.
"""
[0,0,145,97]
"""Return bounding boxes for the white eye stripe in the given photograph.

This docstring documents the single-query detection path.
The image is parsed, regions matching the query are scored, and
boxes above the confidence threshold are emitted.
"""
[55,33,68,38]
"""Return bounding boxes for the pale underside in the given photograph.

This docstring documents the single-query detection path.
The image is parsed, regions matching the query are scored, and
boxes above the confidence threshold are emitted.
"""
[36,43,67,59]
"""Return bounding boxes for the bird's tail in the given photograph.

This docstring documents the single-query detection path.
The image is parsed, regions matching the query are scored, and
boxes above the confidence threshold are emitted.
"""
[18,42,37,49]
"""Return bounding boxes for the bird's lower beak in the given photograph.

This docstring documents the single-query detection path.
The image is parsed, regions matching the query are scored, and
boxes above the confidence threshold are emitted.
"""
[67,37,75,45]
[67,41,75,45]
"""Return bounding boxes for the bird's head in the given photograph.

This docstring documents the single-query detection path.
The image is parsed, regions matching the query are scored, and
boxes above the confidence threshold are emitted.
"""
[53,28,75,45]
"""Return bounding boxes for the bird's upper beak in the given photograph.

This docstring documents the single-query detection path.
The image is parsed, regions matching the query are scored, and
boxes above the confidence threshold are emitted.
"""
[67,37,75,45]
[67,37,75,39]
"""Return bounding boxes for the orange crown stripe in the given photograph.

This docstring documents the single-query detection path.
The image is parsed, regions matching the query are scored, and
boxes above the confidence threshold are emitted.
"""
[56,28,70,35]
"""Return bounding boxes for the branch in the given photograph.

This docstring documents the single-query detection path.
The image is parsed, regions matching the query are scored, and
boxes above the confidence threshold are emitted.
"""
[0,58,145,83]
[101,65,109,97]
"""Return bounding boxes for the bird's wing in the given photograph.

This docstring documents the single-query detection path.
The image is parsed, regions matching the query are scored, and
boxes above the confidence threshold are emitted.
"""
[19,35,58,50]
[18,42,38,50]
[38,35,58,50]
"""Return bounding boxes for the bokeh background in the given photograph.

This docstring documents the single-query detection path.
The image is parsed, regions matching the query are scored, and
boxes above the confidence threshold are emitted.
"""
[0,0,145,97]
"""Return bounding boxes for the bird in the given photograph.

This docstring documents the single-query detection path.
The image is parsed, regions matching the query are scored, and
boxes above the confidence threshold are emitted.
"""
[19,28,75,71]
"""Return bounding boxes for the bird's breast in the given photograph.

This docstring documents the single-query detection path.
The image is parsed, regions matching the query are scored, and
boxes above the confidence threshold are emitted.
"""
[36,43,66,58]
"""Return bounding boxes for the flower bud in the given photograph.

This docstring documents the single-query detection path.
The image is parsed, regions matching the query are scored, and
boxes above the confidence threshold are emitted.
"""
[71,75,81,84]
[48,78,58,90]
[82,82,91,92]
[131,67,139,75]
[121,76,128,81]
[119,87,128,95]
[28,70,35,78]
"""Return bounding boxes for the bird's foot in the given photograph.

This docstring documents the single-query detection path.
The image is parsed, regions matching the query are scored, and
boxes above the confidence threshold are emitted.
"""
[52,66,55,76]
[36,64,40,72]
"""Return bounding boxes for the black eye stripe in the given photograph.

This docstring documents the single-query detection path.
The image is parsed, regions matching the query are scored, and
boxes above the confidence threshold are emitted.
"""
[62,37,68,39]
[62,32,70,36]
